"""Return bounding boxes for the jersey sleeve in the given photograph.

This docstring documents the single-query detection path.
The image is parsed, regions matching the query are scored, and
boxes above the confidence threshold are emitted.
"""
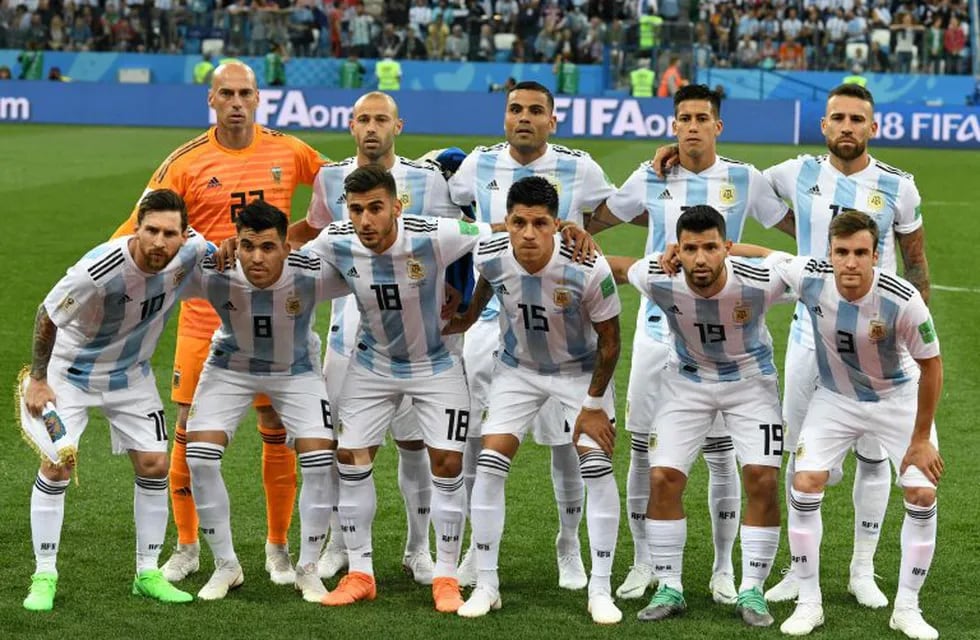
[772,254,814,296]
[426,171,464,219]
[293,137,328,186]
[759,251,797,304]
[316,261,352,301]
[893,177,924,235]
[579,155,617,211]
[606,165,648,222]
[305,169,335,230]
[448,150,478,207]
[42,262,101,329]
[748,165,791,228]
[762,157,800,202]
[898,294,941,360]
[626,254,662,300]
[582,256,622,323]
[435,218,493,264]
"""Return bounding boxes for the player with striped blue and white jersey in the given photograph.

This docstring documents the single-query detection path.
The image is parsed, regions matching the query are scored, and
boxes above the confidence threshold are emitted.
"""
[20,190,206,612]
[455,176,623,625]
[448,81,616,590]
[750,211,943,640]
[180,200,349,603]
[288,92,468,585]
[608,206,788,628]
[596,84,789,603]
[304,165,492,612]
[760,84,930,607]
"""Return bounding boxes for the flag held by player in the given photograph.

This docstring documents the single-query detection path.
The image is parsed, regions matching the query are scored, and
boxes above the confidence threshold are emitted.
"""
[15,366,77,468]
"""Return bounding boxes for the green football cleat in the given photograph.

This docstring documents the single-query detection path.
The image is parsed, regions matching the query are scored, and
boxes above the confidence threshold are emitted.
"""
[23,572,58,612]
[132,569,194,604]
[735,586,775,627]
[637,584,687,621]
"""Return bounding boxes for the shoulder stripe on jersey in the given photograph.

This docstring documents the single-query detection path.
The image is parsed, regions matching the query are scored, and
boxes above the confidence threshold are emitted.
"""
[717,155,748,166]
[552,144,585,157]
[155,135,209,182]
[647,261,666,275]
[287,257,322,271]
[88,248,125,281]
[731,265,770,282]
[287,252,322,266]
[259,126,285,138]
[327,221,356,235]
[477,238,511,255]
[201,255,219,270]
[558,246,595,268]
[877,279,913,301]
[731,261,770,276]
[403,220,439,233]
[803,258,833,274]
[397,157,433,171]
[878,272,914,297]
[874,161,914,180]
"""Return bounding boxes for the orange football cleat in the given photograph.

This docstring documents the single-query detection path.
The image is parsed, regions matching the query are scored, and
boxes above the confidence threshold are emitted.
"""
[321,572,376,606]
[433,577,464,613]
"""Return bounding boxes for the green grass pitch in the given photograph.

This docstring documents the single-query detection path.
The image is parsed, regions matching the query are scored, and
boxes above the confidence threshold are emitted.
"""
[0,124,976,639]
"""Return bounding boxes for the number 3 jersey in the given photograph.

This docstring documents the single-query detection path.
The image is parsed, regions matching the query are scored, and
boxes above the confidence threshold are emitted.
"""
[305,215,492,378]
[473,234,621,375]
[774,256,939,402]
[626,252,791,382]
[42,232,211,392]
[182,249,350,375]
[763,154,923,349]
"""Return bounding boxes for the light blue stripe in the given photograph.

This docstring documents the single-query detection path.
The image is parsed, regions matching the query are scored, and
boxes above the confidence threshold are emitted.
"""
[404,168,427,215]
[328,240,357,355]
[835,300,879,401]
[794,159,821,256]
[109,273,165,391]
[800,276,837,394]
[656,283,701,382]
[833,174,858,210]
[875,173,900,257]
[561,265,595,373]
[291,270,317,375]
[68,274,127,391]
[643,171,667,340]
[727,166,750,240]
[475,152,498,223]
[323,167,348,221]
[520,274,556,372]
[554,155,577,221]
[694,296,740,381]
[739,284,775,375]
[687,174,708,207]
[411,235,450,374]
[249,289,274,375]
[499,323,520,369]
[207,268,236,369]
[875,296,908,387]
[369,252,410,376]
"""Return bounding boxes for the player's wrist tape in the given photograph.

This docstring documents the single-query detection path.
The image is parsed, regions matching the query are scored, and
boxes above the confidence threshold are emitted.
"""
[582,395,604,410]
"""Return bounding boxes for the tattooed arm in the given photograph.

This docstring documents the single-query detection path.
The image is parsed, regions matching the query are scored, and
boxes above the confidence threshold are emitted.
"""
[897,227,930,304]
[442,276,493,335]
[573,316,621,456]
[25,304,58,416]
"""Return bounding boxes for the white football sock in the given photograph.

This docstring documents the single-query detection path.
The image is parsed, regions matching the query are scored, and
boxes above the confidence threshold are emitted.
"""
[134,475,169,573]
[788,487,824,603]
[896,500,937,609]
[647,518,686,592]
[471,449,510,593]
[551,442,584,556]
[580,450,619,597]
[336,462,376,576]
[702,437,739,576]
[31,472,69,575]
[851,454,890,575]
[187,442,237,563]
[626,435,650,567]
[397,446,432,555]
[430,473,465,578]
[297,450,334,567]
[738,525,780,591]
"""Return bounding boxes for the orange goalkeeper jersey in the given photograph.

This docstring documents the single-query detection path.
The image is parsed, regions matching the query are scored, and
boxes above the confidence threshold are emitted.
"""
[112,124,327,339]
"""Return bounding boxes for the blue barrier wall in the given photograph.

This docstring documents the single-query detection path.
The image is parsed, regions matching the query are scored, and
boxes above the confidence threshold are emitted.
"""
[697,68,976,106]
[2,81,978,148]
[0,49,603,94]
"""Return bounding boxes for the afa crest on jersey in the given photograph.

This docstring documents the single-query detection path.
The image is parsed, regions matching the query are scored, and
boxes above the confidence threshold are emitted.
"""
[407,258,425,280]
[397,186,412,208]
[272,166,282,184]
[719,183,737,205]
[867,190,885,212]
[553,287,573,308]
[648,434,658,451]
[732,300,751,325]
[868,319,888,342]
[285,294,302,316]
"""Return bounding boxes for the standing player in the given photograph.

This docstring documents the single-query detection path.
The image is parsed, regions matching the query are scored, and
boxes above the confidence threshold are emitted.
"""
[181,201,350,602]
[761,84,930,606]
[450,177,623,624]
[305,165,494,612]
[731,212,942,639]
[448,80,617,589]
[20,190,207,611]
[111,61,329,585]
[590,84,790,602]
[608,206,787,627]
[289,91,463,584]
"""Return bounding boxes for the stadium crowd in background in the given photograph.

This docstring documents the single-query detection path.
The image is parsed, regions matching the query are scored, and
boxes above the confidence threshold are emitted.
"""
[0,0,972,79]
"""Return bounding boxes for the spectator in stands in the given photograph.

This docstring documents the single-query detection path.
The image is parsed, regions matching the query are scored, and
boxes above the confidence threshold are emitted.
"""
[891,13,923,74]
[395,24,427,59]
[249,6,269,56]
[845,10,868,44]
[693,32,714,70]
[759,36,778,69]
[659,0,679,23]
[578,17,605,65]
[464,0,486,59]
[825,8,848,69]
[738,6,760,43]
[445,23,468,61]
[110,15,137,51]
[385,0,408,28]
[350,3,375,58]
[27,10,47,45]
[556,27,576,63]
[474,23,496,62]
[409,0,431,39]
[782,7,803,42]
[510,35,526,63]
[867,40,890,72]
[778,35,806,70]
[542,0,562,33]
[760,9,780,41]
[735,33,760,69]
[47,14,67,50]
[378,21,401,58]
[712,3,735,62]
[426,15,449,60]
[943,15,966,74]
[657,55,686,97]
[432,0,456,28]
[517,0,541,58]
[535,25,558,63]
[496,0,519,34]
[925,15,944,74]
[288,1,315,58]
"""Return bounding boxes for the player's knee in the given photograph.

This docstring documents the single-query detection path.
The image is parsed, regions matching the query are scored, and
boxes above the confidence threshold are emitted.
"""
[743,465,779,502]
[335,448,356,466]
[792,470,828,494]
[39,461,71,483]
[133,451,169,478]
[429,450,462,477]
[650,466,686,500]
[903,486,936,507]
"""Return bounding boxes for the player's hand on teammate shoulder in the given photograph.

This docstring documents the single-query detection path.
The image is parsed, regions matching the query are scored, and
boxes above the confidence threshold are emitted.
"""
[650,144,680,178]
[902,439,945,485]
[659,244,681,275]
[215,237,239,271]
[559,221,602,263]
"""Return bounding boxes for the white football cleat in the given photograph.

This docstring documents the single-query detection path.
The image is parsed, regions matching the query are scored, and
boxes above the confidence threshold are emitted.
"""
[709,571,737,605]
[557,552,588,590]
[197,558,244,601]
[848,573,888,609]
[317,537,348,579]
[294,562,328,603]
[779,602,824,636]
[264,542,295,585]
[616,563,655,599]
[765,567,800,602]
[889,607,939,640]
[588,593,623,624]
[457,586,502,618]
[456,546,477,588]
[402,550,435,585]
[160,541,200,583]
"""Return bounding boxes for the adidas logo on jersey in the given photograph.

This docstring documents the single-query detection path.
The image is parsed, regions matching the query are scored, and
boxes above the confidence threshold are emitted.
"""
[335,194,347,205]
[494,282,509,295]
[206,177,221,189]
[658,189,673,200]
[807,184,822,196]
[668,304,682,315]
[346,266,360,278]
[811,304,824,317]
[118,293,132,304]
[486,179,500,191]
[222,301,237,311]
